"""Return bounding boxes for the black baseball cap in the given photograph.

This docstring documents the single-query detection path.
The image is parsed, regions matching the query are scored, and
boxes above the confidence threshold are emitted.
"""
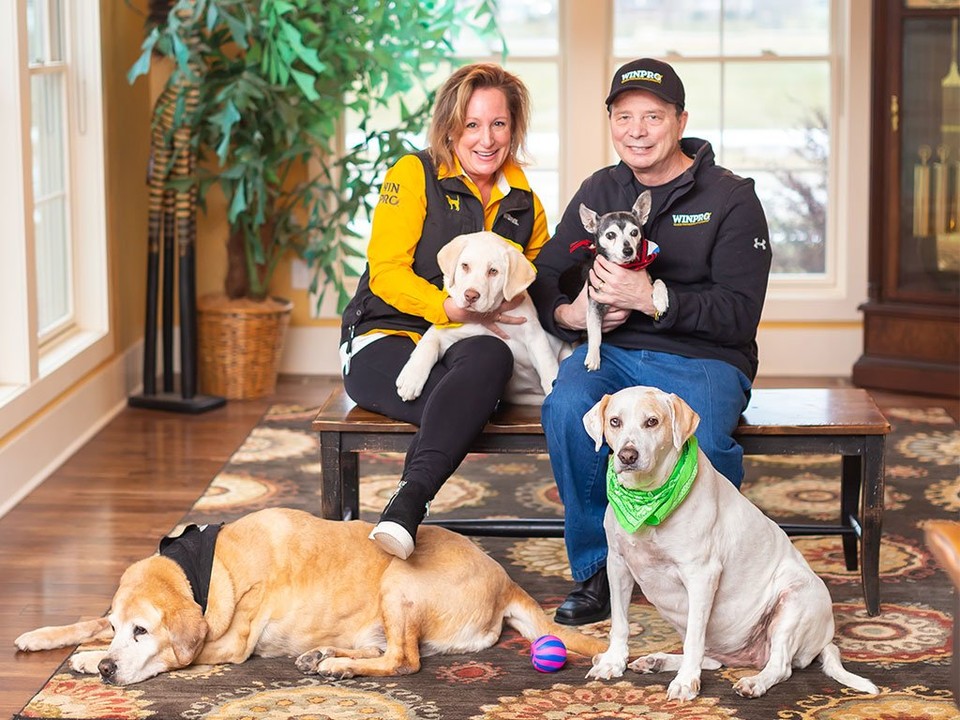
[605,58,685,110]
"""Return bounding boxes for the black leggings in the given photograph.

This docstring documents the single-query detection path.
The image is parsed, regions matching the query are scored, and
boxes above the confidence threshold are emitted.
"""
[343,334,514,508]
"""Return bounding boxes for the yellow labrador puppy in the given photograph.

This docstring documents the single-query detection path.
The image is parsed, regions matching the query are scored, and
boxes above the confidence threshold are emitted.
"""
[16,508,605,685]
[582,387,878,700]
[395,231,566,405]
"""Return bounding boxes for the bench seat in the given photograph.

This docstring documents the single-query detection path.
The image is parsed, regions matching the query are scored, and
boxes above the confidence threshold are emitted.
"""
[312,386,889,615]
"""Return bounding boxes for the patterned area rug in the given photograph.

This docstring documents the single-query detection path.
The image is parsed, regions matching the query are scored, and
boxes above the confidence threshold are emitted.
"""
[15,401,960,719]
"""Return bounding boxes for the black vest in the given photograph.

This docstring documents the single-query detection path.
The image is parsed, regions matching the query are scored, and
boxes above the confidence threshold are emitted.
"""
[341,151,536,345]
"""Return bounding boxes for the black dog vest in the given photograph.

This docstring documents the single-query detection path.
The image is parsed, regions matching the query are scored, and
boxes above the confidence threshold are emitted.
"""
[158,523,222,613]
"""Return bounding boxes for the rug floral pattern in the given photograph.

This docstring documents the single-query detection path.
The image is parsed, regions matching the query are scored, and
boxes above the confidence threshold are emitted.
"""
[15,401,960,719]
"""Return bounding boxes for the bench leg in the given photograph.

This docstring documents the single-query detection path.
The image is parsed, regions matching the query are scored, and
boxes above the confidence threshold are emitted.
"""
[840,455,860,572]
[860,435,885,617]
[320,431,343,520]
[341,452,359,521]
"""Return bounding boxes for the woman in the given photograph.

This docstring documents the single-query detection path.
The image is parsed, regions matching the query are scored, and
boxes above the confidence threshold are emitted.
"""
[339,63,550,560]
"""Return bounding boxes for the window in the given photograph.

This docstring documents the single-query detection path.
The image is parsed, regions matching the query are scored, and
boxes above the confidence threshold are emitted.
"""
[0,0,109,430]
[327,0,867,324]
[29,0,73,340]
[459,0,562,226]
[612,0,833,276]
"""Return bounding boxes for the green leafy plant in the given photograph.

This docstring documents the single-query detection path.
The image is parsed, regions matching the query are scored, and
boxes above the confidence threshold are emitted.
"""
[129,0,502,308]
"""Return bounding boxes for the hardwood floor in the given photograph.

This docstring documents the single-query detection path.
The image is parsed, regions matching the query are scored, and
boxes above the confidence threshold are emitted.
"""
[0,374,955,717]
[0,375,338,718]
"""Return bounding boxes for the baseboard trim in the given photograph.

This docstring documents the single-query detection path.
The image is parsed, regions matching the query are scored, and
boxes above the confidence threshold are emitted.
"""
[0,342,143,519]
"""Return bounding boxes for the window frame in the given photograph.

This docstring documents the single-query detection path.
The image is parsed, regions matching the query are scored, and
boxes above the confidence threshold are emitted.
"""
[0,0,111,435]
[329,0,868,328]
[559,0,868,324]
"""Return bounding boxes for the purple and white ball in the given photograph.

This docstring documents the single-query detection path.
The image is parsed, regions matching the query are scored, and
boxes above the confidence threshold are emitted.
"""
[530,634,567,672]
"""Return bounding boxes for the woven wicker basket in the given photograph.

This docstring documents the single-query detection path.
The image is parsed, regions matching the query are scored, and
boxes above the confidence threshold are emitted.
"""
[197,294,293,399]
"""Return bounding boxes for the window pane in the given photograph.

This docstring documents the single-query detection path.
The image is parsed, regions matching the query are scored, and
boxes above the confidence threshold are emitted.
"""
[49,0,64,62]
[31,72,72,336]
[34,197,71,334]
[614,0,721,57]
[457,0,558,57]
[723,0,829,56]
[498,0,558,56]
[614,0,829,58]
[503,60,560,228]
[31,73,66,197]
[719,62,829,274]
[26,0,44,63]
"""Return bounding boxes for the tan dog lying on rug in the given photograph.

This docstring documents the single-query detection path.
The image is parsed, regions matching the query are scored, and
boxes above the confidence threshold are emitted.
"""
[582,386,878,700]
[16,508,606,685]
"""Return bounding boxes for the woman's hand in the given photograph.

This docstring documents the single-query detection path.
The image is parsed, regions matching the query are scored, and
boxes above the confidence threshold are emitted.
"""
[443,296,527,340]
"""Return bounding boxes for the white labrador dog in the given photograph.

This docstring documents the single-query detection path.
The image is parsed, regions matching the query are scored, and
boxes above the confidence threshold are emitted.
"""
[396,231,566,405]
[582,386,878,700]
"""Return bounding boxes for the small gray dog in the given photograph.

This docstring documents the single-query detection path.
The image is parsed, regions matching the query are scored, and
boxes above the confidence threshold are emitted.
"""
[578,190,665,371]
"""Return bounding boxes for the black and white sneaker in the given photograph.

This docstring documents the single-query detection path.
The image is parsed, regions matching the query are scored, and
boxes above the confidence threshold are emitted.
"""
[368,481,428,560]
[369,521,415,559]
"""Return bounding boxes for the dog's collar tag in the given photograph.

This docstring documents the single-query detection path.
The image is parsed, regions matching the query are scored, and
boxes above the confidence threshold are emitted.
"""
[605,436,698,532]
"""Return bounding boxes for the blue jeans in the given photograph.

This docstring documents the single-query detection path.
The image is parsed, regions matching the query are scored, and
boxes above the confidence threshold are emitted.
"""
[541,345,752,582]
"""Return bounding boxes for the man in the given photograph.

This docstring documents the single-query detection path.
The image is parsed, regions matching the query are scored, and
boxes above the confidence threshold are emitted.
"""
[530,58,771,625]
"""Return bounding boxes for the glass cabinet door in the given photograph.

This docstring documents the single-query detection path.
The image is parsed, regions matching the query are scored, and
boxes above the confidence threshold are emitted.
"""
[899,12,960,301]
[853,1,959,399]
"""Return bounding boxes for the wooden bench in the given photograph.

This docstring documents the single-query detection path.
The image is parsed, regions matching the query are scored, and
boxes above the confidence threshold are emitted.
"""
[313,385,890,616]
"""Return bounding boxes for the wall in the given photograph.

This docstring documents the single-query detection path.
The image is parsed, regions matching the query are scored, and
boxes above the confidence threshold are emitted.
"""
[103,1,152,353]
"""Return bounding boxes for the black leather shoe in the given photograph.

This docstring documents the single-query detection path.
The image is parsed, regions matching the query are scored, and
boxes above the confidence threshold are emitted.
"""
[554,567,610,625]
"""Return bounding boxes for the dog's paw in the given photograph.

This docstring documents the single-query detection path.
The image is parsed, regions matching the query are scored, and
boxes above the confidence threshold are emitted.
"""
[629,654,666,674]
[14,630,45,651]
[316,656,357,680]
[395,364,428,402]
[584,349,601,372]
[295,647,334,674]
[69,650,107,675]
[652,279,668,316]
[585,652,627,680]
[733,675,769,698]
[666,674,701,702]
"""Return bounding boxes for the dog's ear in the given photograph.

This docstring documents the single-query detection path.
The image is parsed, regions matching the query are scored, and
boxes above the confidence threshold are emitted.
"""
[437,235,470,286]
[583,394,612,452]
[503,245,536,300]
[579,203,600,233]
[668,393,700,450]
[166,603,208,667]
[632,190,652,226]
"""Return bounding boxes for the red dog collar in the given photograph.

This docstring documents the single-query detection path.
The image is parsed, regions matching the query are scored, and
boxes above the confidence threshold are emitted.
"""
[569,238,659,271]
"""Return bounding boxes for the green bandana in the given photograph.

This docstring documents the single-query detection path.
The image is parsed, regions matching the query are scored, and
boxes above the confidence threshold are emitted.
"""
[606,436,699,532]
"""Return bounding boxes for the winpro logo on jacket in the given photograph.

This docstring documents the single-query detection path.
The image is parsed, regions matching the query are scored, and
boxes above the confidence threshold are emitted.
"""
[672,211,712,227]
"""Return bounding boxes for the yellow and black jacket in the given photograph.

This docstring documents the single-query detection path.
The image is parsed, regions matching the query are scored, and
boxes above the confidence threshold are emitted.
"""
[340,150,549,349]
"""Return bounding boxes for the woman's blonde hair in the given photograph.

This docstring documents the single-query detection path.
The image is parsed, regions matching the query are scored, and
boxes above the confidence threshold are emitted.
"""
[426,63,531,172]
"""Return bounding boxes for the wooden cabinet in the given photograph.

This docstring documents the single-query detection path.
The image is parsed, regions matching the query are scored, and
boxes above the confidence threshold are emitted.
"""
[853,0,960,398]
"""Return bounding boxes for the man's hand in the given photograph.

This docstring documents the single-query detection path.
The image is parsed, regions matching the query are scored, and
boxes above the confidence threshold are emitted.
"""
[554,279,631,332]
[590,256,660,319]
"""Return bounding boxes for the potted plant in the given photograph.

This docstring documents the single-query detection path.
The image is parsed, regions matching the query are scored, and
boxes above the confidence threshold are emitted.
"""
[130,0,501,397]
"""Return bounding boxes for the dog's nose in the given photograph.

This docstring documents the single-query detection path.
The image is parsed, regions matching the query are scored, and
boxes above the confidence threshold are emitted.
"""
[464,288,480,305]
[622,243,635,258]
[618,447,638,466]
[99,658,117,683]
